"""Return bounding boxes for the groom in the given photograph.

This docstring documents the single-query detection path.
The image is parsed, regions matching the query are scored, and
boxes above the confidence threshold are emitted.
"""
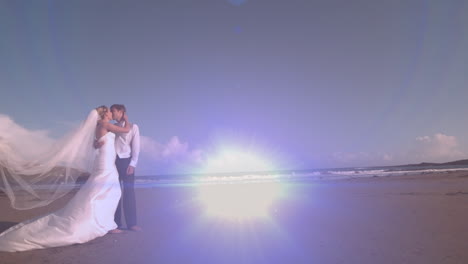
[109,104,141,232]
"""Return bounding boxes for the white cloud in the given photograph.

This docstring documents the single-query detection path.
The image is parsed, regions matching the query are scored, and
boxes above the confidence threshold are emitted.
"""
[324,133,467,167]
[383,153,393,161]
[0,114,56,159]
[0,114,204,175]
[140,136,203,162]
[410,133,465,162]
[139,135,204,174]
[328,151,393,167]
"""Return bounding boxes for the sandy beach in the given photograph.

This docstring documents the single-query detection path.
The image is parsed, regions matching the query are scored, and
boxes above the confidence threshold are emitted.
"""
[2,171,468,264]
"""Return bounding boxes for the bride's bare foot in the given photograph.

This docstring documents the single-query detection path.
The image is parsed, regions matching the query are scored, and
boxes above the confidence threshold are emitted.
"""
[129,225,142,232]
[108,228,124,234]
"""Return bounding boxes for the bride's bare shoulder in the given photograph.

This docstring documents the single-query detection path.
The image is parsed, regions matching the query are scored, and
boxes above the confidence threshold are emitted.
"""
[96,121,110,132]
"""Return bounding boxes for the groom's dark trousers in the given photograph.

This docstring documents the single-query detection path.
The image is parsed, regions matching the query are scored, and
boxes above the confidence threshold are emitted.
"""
[114,156,137,228]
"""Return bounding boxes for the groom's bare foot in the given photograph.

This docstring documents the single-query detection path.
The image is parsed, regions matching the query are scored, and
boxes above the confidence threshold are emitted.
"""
[129,225,142,232]
[108,228,124,234]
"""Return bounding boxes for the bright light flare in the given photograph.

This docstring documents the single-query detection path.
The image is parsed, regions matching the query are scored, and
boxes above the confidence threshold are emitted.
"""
[197,182,283,220]
[200,148,274,174]
[196,146,284,220]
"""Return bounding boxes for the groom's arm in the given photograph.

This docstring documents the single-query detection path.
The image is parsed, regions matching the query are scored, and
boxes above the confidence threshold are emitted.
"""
[127,124,140,175]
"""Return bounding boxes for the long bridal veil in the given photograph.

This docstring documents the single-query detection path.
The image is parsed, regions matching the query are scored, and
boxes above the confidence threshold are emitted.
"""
[0,110,98,210]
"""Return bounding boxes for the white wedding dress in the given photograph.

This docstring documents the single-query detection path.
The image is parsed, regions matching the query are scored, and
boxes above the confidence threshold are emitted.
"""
[0,132,121,252]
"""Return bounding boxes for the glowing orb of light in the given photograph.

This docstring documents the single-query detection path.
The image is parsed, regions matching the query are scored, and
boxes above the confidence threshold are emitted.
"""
[197,148,283,220]
[197,182,282,220]
[200,148,274,174]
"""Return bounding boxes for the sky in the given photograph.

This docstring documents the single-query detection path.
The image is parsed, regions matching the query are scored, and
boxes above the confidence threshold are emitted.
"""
[1,0,468,175]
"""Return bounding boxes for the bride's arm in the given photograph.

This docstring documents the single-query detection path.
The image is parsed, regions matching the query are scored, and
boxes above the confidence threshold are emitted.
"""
[103,113,131,134]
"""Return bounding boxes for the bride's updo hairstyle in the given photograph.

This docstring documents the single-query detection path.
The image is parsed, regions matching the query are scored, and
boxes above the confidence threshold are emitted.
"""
[95,105,109,120]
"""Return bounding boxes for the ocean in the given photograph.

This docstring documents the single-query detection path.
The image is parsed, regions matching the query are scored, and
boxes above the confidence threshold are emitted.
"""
[134,164,468,187]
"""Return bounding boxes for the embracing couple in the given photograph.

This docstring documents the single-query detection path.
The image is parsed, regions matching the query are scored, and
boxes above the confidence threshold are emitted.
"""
[0,104,141,252]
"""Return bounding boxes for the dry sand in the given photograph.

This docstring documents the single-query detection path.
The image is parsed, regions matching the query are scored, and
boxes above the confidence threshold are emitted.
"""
[2,171,468,264]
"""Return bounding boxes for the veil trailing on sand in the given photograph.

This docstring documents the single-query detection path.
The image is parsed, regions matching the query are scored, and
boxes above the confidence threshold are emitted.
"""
[0,110,98,210]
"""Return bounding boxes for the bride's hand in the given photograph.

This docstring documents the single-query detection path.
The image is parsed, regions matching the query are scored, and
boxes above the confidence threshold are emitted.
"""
[122,112,128,122]
[93,139,104,149]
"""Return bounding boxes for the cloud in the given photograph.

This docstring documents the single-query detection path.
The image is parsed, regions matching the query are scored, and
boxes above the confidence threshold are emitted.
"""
[321,133,467,168]
[140,136,203,162]
[139,135,204,174]
[410,133,465,162]
[383,154,393,161]
[328,151,393,167]
[0,114,203,175]
[327,133,467,167]
[0,114,56,159]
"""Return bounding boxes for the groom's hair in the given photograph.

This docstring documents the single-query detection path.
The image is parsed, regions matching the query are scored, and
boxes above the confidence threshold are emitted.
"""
[110,104,126,113]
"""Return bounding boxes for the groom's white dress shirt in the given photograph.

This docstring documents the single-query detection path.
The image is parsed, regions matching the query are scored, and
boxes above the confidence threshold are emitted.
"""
[115,121,140,168]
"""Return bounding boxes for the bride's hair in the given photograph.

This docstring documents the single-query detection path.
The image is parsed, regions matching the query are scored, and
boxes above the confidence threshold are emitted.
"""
[95,105,109,120]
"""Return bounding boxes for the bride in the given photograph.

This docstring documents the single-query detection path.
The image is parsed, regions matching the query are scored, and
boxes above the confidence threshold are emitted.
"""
[0,106,130,252]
